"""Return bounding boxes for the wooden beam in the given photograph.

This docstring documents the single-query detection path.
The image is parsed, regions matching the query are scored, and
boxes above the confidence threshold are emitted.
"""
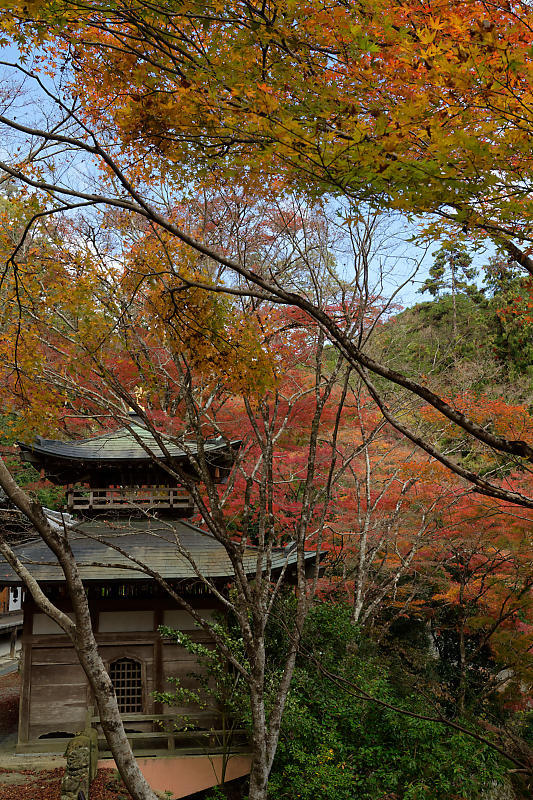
[18,606,33,745]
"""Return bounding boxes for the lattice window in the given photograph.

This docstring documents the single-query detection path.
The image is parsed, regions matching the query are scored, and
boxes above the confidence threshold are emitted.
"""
[109,657,143,713]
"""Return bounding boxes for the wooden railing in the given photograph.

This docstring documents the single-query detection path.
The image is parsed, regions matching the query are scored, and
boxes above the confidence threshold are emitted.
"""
[90,711,248,755]
[67,486,194,513]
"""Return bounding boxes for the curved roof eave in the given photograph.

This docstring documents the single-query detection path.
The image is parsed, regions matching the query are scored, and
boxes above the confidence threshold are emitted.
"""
[18,432,242,464]
[0,518,320,585]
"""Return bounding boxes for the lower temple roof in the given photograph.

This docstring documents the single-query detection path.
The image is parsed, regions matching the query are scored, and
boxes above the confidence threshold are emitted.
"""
[0,517,315,584]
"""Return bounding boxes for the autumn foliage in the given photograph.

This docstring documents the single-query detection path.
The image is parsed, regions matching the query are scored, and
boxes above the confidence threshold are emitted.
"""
[4,0,533,259]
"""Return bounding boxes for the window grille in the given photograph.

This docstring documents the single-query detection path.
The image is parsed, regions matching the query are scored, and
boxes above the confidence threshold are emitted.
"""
[109,658,143,713]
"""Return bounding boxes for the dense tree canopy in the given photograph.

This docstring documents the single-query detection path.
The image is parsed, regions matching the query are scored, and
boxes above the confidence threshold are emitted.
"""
[3,0,533,266]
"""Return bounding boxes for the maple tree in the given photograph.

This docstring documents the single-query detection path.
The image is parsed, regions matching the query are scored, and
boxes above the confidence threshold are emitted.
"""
[0,0,530,511]
[338,458,533,721]
[315,383,533,721]
[2,0,533,261]
[318,398,445,627]
[423,484,533,714]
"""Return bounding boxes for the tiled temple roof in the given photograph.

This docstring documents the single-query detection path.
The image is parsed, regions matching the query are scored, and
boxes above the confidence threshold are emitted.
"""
[0,517,315,584]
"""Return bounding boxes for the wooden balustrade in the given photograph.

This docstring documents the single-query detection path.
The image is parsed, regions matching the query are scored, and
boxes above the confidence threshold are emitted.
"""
[67,486,194,513]
[90,711,248,755]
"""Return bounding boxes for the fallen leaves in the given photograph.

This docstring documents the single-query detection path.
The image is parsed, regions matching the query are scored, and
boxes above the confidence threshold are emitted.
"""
[0,768,130,799]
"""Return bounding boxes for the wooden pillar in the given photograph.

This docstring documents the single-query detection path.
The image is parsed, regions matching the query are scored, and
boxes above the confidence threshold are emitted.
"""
[9,627,17,658]
[153,608,163,715]
[18,605,33,745]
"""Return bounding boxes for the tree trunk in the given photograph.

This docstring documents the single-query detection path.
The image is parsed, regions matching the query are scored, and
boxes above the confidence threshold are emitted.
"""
[0,460,158,800]
[458,578,466,715]
[248,754,269,800]
[451,260,458,341]
[246,631,269,800]
[458,622,466,715]
[72,623,158,800]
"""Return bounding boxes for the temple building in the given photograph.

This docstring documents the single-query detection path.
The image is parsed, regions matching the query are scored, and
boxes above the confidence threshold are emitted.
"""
[0,413,309,790]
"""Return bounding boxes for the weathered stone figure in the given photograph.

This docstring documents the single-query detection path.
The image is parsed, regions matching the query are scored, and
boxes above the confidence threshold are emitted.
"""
[60,732,97,800]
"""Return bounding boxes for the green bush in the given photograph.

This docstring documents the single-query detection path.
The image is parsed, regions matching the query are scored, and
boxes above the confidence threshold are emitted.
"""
[268,603,505,800]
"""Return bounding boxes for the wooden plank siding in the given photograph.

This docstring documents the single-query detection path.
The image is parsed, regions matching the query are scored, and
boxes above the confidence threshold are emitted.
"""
[17,602,220,748]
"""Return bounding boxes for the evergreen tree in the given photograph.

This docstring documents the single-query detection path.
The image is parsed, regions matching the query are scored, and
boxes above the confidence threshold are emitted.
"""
[420,242,478,339]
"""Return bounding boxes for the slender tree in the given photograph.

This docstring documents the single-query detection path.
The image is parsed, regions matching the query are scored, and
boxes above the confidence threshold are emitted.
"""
[419,242,477,339]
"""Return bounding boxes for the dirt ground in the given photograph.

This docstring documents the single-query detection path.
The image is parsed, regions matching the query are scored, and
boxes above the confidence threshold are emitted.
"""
[0,766,132,799]
[0,671,19,746]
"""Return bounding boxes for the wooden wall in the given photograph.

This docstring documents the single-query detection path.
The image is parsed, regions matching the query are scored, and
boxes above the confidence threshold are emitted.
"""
[0,587,9,613]
[19,600,218,745]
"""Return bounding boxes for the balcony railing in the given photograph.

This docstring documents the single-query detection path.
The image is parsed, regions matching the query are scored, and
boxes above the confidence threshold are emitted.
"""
[67,486,194,513]
[91,711,248,756]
